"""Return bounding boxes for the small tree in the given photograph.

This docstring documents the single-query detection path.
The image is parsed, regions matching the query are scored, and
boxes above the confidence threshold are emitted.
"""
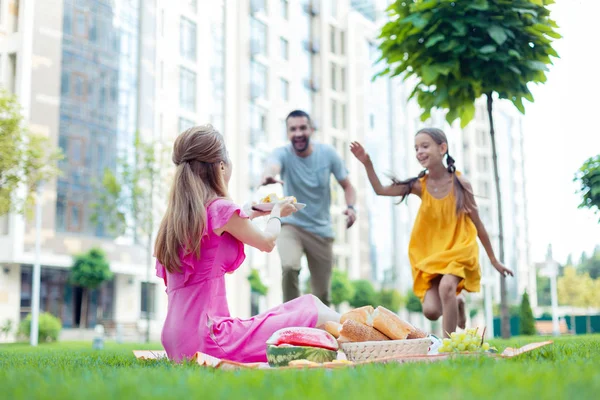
[376,0,560,339]
[0,89,62,216]
[575,154,600,222]
[247,268,268,296]
[378,288,404,313]
[90,132,168,342]
[330,269,355,310]
[69,248,113,328]
[519,291,536,336]
[349,280,379,308]
[405,290,423,313]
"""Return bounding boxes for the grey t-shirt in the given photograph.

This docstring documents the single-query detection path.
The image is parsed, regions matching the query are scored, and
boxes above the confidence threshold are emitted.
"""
[268,142,348,238]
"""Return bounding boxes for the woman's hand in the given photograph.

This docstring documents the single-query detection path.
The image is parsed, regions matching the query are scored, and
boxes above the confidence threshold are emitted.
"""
[272,199,297,218]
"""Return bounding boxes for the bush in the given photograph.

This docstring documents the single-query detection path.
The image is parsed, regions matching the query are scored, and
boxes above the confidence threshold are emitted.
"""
[378,288,404,312]
[331,269,354,307]
[349,280,378,308]
[519,291,536,336]
[18,312,62,343]
[406,291,422,313]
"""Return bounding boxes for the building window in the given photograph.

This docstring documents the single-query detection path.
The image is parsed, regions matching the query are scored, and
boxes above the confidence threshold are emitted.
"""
[331,62,337,91]
[340,67,346,92]
[331,0,338,18]
[342,104,347,130]
[69,137,85,166]
[186,0,197,12]
[251,0,267,14]
[250,61,268,100]
[369,113,375,130]
[281,0,288,19]
[250,104,268,145]
[330,26,336,54]
[179,117,195,133]
[180,17,197,62]
[477,129,488,146]
[280,37,289,60]
[179,67,197,111]
[67,201,83,232]
[141,282,156,319]
[340,31,346,55]
[72,72,87,101]
[250,17,267,57]
[331,99,338,129]
[280,78,289,101]
[74,10,88,39]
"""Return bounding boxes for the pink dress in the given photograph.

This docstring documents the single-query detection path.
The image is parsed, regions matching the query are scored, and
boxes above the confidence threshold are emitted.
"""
[156,198,319,363]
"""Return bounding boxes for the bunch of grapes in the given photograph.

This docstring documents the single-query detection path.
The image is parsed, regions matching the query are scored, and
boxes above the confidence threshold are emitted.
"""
[438,328,496,353]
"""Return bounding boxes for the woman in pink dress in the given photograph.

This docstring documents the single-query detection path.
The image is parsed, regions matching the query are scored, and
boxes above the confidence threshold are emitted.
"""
[154,125,341,363]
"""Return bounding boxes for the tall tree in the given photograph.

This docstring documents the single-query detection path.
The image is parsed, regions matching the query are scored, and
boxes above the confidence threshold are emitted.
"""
[0,89,62,216]
[90,132,168,342]
[574,154,600,221]
[376,0,560,338]
[69,248,113,328]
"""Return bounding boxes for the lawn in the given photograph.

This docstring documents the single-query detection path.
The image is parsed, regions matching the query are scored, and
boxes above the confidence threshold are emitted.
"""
[1,335,598,399]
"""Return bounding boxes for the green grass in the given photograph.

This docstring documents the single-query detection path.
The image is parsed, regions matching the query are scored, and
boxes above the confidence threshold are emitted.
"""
[1,335,599,399]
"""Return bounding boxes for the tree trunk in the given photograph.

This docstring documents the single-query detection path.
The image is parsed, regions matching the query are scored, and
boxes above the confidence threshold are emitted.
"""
[486,93,510,339]
[586,313,591,334]
[80,288,88,329]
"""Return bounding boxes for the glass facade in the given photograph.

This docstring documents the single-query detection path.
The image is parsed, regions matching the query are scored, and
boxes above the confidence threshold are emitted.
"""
[57,0,140,237]
[209,0,225,130]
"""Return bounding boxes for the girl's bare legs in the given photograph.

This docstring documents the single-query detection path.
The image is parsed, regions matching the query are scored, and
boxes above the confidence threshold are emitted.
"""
[422,276,443,321]
[457,294,466,329]
[310,294,342,326]
[438,274,462,338]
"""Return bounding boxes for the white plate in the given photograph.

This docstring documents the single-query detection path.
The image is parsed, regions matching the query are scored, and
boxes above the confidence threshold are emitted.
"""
[251,202,306,212]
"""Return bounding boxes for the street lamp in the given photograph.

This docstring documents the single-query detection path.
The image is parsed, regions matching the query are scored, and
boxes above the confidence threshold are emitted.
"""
[30,182,43,346]
[539,244,560,336]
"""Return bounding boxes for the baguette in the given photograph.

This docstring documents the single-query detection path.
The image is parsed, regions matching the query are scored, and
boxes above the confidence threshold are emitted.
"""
[340,306,375,326]
[372,306,415,340]
[339,319,391,342]
[323,321,342,339]
[407,327,428,339]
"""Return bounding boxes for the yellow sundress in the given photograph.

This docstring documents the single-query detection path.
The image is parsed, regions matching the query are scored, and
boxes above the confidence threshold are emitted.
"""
[408,173,481,302]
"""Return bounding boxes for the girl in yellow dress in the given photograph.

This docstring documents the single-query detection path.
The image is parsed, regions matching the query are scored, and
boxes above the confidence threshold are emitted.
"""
[350,128,513,337]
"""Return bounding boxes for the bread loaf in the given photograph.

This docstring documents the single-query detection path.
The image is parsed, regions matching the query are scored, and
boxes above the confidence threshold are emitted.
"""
[340,306,375,326]
[407,327,428,339]
[323,321,342,339]
[339,319,391,342]
[372,306,414,340]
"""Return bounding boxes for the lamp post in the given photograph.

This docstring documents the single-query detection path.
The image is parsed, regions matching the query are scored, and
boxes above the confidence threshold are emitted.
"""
[30,182,43,346]
[540,244,560,336]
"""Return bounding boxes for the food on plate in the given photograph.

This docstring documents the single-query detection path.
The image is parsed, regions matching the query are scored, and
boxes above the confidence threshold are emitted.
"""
[260,193,297,204]
[288,359,320,367]
[265,327,339,367]
[338,319,391,342]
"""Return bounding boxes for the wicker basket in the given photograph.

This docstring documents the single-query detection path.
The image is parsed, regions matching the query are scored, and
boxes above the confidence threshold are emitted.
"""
[340,338,432,362]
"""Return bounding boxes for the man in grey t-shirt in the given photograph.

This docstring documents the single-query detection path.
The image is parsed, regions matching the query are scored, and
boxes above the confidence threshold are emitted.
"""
[261,110,357,306]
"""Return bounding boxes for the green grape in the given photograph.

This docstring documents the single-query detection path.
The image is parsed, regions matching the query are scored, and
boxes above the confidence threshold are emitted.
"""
[482,343,490,351]
[457,343,466,352]
[467,344,478,352]
[443,338,452,346]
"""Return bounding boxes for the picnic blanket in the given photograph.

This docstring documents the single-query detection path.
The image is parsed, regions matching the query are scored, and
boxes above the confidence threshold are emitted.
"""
[133,340,553,370]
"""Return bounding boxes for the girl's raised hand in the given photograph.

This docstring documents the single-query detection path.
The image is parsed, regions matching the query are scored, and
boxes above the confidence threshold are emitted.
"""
[350,141,370,164]
[492,260,514,278]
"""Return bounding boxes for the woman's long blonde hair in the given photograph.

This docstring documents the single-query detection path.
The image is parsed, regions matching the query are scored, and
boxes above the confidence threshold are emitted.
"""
[154,125,229,273]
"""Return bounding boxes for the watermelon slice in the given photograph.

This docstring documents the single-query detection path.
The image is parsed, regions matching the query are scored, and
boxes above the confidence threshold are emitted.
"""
[266,327,339,351]
[266,345,338,367]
